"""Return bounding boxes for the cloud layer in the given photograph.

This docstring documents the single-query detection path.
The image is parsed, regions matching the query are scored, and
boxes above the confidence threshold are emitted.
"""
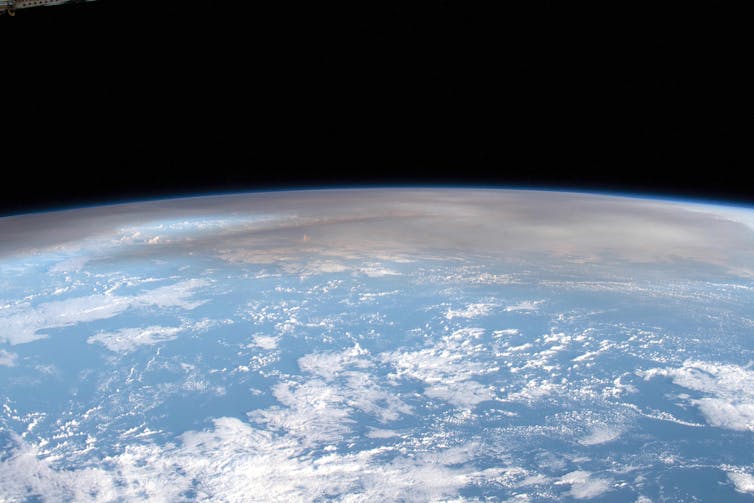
[2,189,754,279]
[640,360,754,431]
[0,279,209,345]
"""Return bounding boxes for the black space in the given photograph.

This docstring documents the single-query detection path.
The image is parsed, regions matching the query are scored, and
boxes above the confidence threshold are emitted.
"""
[1,1,751,214]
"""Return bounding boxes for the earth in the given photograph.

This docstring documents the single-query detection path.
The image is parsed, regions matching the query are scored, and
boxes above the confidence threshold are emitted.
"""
[1,188,753,502]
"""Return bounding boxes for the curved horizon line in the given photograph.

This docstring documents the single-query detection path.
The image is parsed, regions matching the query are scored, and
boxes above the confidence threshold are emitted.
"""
[2,183,752,219]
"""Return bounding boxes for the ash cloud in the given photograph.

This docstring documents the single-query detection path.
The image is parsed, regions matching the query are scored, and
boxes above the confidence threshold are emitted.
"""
[1,189,754,279]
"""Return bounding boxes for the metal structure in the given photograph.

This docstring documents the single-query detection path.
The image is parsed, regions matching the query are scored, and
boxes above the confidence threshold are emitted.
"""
[1,0,96,15]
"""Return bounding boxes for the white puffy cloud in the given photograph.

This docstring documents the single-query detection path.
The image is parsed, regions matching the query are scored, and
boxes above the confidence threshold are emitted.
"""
[294,345,412,426]
[728,471,754,495]
[366,428,401,439]
[0,349,17,367]
[557,470,612,499]
[250,334,280,350]
[297,344,371,381]
[247,345,410,446]
[383,328,491,385]
[248,379,354,447]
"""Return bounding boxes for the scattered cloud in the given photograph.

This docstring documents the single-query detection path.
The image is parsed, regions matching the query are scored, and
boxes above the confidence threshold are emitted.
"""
[383,328,491,385]
[382,327,499,408]
[297,344,370,381]
[248,379,353,447]
[252,345,411,445]
[295,345,412,424]
[0,417,474,502]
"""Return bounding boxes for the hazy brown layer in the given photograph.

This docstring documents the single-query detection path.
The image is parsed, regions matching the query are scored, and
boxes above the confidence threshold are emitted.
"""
[1,189,753,278]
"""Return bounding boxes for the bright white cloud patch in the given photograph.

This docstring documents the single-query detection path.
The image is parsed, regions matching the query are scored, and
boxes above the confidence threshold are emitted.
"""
[297,344,371,381]
[87,326,183,353]
[383,328,491,384]
[251,334,280,350]
[278,261,400,278]
[425,380,494,408]
[504,300,542,312]
[557,470,612,499]
[444,303,496,320]
[578,424,623,446]
[366,428,401,439]
[0,349,17,367]
[493,328,520,338]
[0,279,209,346]
[728,471,754,494]
[640,360,754,431]
[357,265,400,277]
[294,345,411,425]
[300,260,350,275]
[248,345,410,446]
[48,256,89,274]
[248,380,354,446]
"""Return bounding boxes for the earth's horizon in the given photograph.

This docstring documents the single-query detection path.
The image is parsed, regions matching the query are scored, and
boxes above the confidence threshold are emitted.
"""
[1,188,753,501]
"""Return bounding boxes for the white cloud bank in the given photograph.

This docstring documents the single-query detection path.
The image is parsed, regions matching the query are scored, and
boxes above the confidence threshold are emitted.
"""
[640,360,754,431]
[728,471,754,495]
[0,417,474,503]
[0,279,210,346]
